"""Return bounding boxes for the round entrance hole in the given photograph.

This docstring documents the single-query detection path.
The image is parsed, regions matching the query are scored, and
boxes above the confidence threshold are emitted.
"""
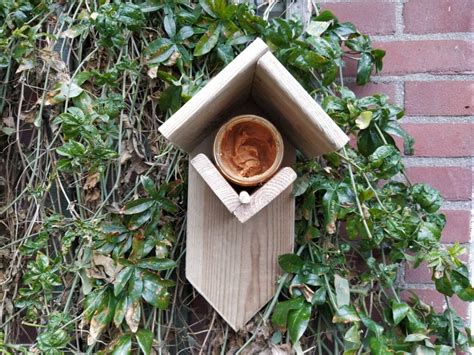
[213,114,284,187]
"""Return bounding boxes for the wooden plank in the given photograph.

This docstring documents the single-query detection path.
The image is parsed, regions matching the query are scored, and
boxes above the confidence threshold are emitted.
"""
[158,38,269,153]
[234,167,297,223]
[252,51,349,157]
[191,153,296,223]
[190,153,241,214]
[186,102,295,330]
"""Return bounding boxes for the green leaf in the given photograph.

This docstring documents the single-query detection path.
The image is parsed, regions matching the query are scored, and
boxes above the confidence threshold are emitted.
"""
[176,26,194,41]
[111,333,132,355]
[128,209,153,230]
[412,184,442,213]
[293,175,312,197]
[359,311,383,336]
[163,15,176,38]
[406,310,426,333]
[404,333,429,342]
[369,145,402,179]
[141,175,156,195]
[368,336,390,355]
[435,274,454,296]
[417,222,442,244]
[357,126,388,157]
[146,38,176,64]
[306,21,331,37]
[315,10,337,22]
[332,305,360,323]
[322,186,339,234]
[344,324,361,347]
[59,82,83,99]
[1,127,15,135]
[194,23,220,56]
[142,272,171,309]
[334,274,350,307]
[136,329,153,355]
[392,302,410,326]
[278,254,304,273]
[113,294,128,327]
[355,111,373,130]
[84,289,106,321]
[128,269,144,302]
[159,84,182,112]
[271,297,305,329]
[114,266,133,296]
[311,287,327,305]
[122,198,155,215]
[383,120,414,155]
[287,302,312,343]
[356,53,372,85]
[217,44,234,64]
[136,257,176,271]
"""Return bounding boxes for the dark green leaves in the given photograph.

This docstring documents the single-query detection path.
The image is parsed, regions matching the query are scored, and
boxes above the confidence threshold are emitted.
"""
[114,267,133,296]
[135,257,176,271]
[194,23,221,56]
[272,297,312,343]
[357,53,372,86]
[334,274,350,307]
[121,198,155,215]
[136,329,153,355]
[142,272,171,309]
[111,333,131,355]
[287,302,312,343]
[412,183,442,213]
[278,254,304,273]
[94,3,145,48]
[369,145,403,179]
[346,35,385,85]
[333,305,360,323]
[392,302,410,325]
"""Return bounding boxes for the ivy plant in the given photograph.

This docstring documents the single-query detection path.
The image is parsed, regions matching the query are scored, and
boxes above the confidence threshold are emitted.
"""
[0,1,472,354]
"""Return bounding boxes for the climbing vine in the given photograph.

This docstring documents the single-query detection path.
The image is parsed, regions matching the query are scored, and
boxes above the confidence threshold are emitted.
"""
[0,1,472,353]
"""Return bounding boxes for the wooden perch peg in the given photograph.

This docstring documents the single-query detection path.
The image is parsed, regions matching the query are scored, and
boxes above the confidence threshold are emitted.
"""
[239,191,251,204]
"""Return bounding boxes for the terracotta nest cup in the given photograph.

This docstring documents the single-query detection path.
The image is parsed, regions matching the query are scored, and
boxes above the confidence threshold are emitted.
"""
[213,115,284,187]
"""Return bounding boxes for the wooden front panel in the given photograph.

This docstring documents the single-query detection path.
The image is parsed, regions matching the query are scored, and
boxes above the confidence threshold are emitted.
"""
[185,100,295,329]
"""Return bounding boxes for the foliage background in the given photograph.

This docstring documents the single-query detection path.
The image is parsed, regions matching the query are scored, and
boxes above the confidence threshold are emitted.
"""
[0,0,472,354]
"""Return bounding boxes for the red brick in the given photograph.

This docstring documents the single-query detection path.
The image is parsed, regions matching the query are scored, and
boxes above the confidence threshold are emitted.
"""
[405,81,474,116]
[406,167,472,201]
[404,0,473,34]
[405,261,434,284]
[405,254,468,284]
[400,123,473,157]
[320,2,396,35]
[441,210,471,244]
[347,82,396,100]
[401,289,468,320]
[375,40,473,75]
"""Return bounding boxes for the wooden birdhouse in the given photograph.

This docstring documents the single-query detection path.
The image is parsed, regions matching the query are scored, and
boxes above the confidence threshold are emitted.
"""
[159,38,349,330]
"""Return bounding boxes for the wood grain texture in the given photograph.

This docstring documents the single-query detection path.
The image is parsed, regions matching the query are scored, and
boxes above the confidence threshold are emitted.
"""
[234,167,297,223]
[186,105,295,330]
[158,38,269,153]
[190,153,240,214]
[252,51,349,157]
[191,153,296,223]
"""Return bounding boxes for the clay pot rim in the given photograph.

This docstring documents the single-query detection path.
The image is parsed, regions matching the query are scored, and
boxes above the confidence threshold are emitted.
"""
[213,114,284,187]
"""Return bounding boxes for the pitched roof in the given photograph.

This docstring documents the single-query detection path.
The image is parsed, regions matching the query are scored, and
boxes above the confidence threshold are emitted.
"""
[159,38,348,157]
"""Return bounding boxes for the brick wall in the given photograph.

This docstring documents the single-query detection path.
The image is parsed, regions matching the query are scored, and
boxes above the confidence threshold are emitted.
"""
[319,0,473,322]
